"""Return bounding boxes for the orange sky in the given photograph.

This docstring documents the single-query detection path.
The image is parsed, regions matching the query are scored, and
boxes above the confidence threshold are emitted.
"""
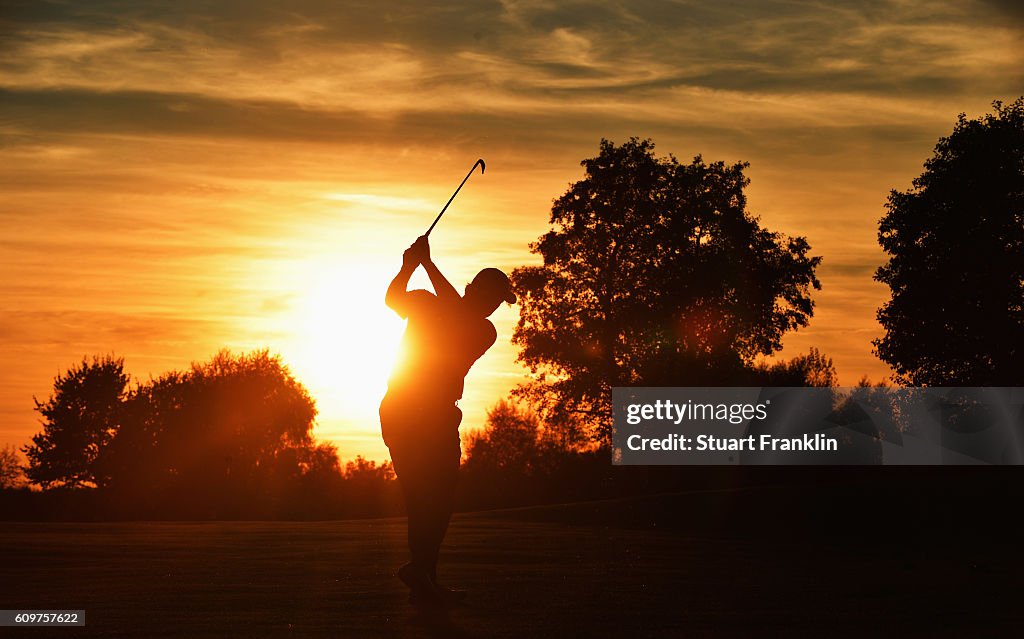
[2,0,1022,461]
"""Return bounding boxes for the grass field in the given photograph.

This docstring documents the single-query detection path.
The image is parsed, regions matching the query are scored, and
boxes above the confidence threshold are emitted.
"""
[2,483,1020,638]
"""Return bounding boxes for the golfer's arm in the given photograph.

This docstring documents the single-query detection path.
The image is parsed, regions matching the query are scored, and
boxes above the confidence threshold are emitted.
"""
[385,264,417,313]
[423,259,460,301]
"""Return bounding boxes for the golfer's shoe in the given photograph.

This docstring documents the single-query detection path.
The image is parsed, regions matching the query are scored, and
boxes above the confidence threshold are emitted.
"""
[398,563,425,589]
[398,563,466,607]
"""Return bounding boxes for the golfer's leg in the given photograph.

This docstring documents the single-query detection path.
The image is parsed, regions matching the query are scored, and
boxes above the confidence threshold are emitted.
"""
[398,463,434,572]
[407,490,436,572]
[421,478,452,580]
[390,441,430,572]
[423,435,461,581]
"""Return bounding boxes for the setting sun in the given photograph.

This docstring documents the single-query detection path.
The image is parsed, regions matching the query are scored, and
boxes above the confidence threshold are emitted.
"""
[280,255,406,435]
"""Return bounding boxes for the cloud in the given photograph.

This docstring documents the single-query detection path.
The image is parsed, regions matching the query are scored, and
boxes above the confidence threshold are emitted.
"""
[0,87,382,142]
[2,0,1018,179]
[0,1,1018,201]
[2,1,1020,113]
[976,0,1024,23]
[0,310,231,347]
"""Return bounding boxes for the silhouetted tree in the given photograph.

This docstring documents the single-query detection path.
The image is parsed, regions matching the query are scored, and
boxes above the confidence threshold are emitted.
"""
[463,400,542,474]
[332,455,397,518]
[460,400,626,510]
[342,455,395,482]
[306,442,346,479]
[753,348,838,387]
[16,351,416,517]
[24,355,129,488]
[99,349,319,497]
[512,138,822,443]
[874,98,1024,385]
[536,411,593,453]
[1,444,26,489]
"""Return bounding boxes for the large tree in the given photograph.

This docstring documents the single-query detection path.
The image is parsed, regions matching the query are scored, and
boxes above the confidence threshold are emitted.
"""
[24,355,129,488]
[512,138,822,443]
[25,350,328,497]
[874,98,1024,385]
[98,349,320,492]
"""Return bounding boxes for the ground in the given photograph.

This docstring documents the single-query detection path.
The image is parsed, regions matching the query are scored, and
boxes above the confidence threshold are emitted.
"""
[1,483,1020,638]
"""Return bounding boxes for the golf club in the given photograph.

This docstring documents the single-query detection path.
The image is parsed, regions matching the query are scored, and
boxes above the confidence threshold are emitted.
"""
[424,158,485,236]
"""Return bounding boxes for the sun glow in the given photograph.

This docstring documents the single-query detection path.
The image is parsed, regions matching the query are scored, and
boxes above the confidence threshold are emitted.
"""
[281,257,406,431]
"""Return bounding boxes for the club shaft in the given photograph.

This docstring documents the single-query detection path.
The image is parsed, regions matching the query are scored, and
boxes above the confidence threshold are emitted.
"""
[425,159,484,236]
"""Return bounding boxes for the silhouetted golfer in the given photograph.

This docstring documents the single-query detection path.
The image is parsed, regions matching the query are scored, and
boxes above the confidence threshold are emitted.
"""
[380,235,516,606]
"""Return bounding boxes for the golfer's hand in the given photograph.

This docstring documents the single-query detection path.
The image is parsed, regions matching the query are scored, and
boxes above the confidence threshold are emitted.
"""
[403,236,430,268]
[402,246,418,269]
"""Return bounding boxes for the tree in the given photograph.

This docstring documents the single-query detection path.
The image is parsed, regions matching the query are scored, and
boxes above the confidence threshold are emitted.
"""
[1,444,25,489]
[342,456,395,483]
[874,98,1024,386]
[753,348,838,387]
[98,349,319,493]
[512,138,822,444]
[463,400,543,474]
[24,355,129,488]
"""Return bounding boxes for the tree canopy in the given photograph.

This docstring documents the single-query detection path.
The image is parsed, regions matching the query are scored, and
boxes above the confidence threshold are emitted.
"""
[25,355,129,489]
[24,350,329,497]
[874,97,1024,385]
[512,138,822,443]
[98,349,321,493]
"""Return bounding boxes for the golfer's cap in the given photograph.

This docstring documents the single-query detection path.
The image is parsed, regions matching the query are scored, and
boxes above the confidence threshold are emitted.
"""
[473,267,517,304]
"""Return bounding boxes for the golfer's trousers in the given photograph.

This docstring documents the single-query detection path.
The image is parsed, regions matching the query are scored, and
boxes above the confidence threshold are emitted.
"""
[380,394,462,577]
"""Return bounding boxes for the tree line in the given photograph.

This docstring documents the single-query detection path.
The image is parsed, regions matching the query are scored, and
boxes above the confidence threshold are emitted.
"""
[506,97,1021,448]
[4,351,398,519]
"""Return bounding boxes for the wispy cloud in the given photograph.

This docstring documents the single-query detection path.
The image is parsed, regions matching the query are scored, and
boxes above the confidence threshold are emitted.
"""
[3,1,1020,113]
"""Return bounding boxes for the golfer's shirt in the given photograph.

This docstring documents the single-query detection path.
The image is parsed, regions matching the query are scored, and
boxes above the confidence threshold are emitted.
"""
[386,289,496,406]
